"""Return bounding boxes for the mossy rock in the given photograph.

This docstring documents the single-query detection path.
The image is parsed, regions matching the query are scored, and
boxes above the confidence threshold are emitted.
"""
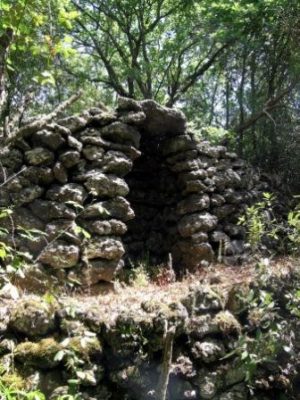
[64,335,102,361]
[14,338,61,369]
[194,368,224,399]
[153,302,189,336]
[0,372,27,390]
[105,315,147,358]
[226,284,252,315]
[9,297,58,337]
[182,285,226,315]
[187,314,220,339]
[213,311,241,335]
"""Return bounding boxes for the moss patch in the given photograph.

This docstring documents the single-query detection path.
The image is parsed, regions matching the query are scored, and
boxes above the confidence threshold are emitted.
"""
[14,338,61,369]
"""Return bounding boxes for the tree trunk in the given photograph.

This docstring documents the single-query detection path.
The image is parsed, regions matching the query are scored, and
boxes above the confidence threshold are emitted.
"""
[0,28,13,119]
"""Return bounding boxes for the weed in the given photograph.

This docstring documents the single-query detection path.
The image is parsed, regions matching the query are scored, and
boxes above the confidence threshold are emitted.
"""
[238,192,278,252]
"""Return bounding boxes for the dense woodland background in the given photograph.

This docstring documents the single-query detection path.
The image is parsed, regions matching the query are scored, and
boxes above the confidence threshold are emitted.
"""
[0,0,300,192]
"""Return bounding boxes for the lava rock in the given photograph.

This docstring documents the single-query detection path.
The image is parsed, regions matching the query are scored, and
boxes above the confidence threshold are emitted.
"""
[81,219,127,236]
[39,241,80,268]
[177,194,210,215]
[85,237,125,260]
[53,162,68,183]
[32,130,65,150]
[82,145,105,161]
[101,150,133,176]
[84,172,129,197]
[178,213,218,237]
[10,297,57,337]
[30,200,76,221]
[59,151,81,168]
[100,121,141,148]
[46,183,87,205]
[82,197,134,221]
[25,147,54,166]
[191,339,225,363]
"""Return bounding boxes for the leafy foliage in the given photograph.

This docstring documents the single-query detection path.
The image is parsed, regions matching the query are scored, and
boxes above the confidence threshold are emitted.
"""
[238,193,278,251]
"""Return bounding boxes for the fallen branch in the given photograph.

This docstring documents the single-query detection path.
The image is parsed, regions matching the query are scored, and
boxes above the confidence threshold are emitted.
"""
[4,90,83,147]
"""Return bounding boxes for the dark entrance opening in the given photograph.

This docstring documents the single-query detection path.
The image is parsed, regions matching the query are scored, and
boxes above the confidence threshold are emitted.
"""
[123,130,181,267]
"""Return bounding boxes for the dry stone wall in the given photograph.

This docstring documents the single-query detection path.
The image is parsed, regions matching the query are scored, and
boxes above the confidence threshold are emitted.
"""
[0,98,266,287]
[0,266,299,400]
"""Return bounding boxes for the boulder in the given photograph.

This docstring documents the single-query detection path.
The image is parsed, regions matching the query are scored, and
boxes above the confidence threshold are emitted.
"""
[70,259,124,285]
[82,219,127,236]
[32,130,65,150]
[57,115,87,132]
[177,194,210,215]
[191,339,225,363]
[11,185,44,205]
[100,121,140,148]
[1,148,23,170]
[84,172,129,197]
[53,162,68,183]
[9,297,57,337]
[101,151,133,176]
[82,145,105,161]
[67,135,83,151]
[24,166,54,185]
[39,242,80,269]
[178,213,218,237]
[46,183,87,205]
[25,147,54,166]
[140,99,186,135]
[81,197,134,221]
[85,237,125,260]
[30,200,76,221]
[162,136,195,156]
[59,151,81,168]
[14,338,61,369]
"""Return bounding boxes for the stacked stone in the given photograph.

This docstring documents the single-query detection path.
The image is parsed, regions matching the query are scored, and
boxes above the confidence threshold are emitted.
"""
[164,135,264,269]
[0,105,142,286]
[0,97,268,285]
[0,267,298,400]
[120,99,267,270]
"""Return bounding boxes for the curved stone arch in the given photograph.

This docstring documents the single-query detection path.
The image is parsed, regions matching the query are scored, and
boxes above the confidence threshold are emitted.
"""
[122,99,260,272]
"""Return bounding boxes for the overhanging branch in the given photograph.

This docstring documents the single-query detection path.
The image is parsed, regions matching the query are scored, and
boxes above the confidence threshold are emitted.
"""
[234,83,296,134]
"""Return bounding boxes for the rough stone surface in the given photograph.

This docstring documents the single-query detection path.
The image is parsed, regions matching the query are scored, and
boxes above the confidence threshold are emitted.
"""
[85,237,125,260]
[9,297,57,337]
[84,172,129,197]
[39,242,80,269]
[0,266,297,399]
[46,183,87,205]
[1,97,266,286]
[32,130,65,150]
[178,213,218,237]
[59,150,81,168]
[25,147,54,166]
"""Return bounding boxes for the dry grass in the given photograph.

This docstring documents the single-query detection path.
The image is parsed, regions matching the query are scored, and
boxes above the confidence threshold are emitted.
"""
[58,256,299,324]
[2,256,299,327]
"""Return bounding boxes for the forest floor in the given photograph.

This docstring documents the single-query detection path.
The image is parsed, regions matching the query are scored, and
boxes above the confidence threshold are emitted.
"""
[49,256,299,326]
[1,256,298,325]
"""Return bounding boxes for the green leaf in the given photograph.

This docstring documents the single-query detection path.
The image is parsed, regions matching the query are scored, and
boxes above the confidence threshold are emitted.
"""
[54,350,66,361]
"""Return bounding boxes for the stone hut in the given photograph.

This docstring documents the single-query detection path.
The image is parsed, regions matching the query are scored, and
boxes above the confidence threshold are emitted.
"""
[0,98,265,288]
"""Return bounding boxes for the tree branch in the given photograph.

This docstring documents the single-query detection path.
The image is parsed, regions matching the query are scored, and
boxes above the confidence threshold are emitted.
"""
[168,41,232,106]
[5,91,83,146]
[234,83,296,134]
